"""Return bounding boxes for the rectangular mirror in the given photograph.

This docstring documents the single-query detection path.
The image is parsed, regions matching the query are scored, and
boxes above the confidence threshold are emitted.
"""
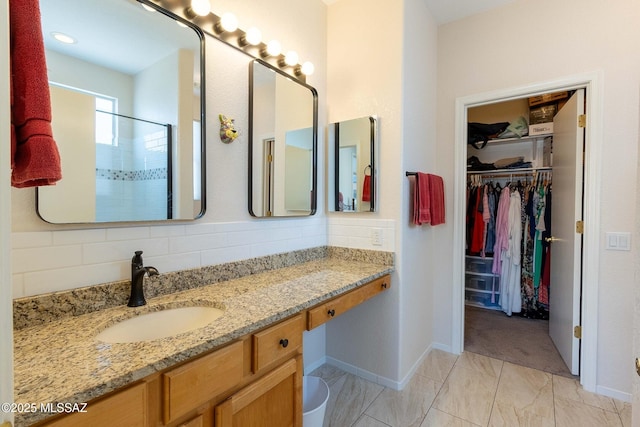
[36,0,206,223]
[328,116,378,212]
[249,59,318,217]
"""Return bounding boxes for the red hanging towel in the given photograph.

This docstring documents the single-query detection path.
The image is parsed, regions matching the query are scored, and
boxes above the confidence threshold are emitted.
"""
[413,172,431,225]
[412,173,445,226]
[10,0,62,188]
[362,174,371,202]
[427,174,445,225]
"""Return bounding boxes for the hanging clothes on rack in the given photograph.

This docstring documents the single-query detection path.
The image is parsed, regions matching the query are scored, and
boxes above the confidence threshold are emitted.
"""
[467,168,551,317]
[497,186,522,316]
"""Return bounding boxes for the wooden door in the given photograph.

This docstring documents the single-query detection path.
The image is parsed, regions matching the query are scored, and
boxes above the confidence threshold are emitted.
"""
[548,89,585,375]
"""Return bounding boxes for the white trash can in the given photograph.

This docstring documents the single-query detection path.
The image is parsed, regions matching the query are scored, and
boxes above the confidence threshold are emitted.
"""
[303,376,329,427]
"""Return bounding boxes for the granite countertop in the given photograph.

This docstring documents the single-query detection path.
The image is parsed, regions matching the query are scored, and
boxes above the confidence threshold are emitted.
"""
[13,253,393,426]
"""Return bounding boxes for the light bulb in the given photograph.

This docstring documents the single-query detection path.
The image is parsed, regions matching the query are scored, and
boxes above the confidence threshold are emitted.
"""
[284,51,299,66]
[244,27,262,46]
[190,0,211,16]
[301,61,315,76]
[220,12,238,32]
[266,40,282,56]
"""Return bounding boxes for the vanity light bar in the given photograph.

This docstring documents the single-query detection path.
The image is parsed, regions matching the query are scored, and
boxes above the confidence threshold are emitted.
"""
[146,0,314,81]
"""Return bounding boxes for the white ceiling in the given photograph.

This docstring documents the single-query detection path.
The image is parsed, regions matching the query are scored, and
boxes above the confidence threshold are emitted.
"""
[423,0,517,24]
[323,0,518,24]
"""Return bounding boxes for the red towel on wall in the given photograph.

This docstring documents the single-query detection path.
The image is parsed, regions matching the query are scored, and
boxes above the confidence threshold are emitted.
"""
[413,172,431,225]
[427,173,445,225]
[362,174,371,202]
[10,0,62,188]
[412,172,445,226]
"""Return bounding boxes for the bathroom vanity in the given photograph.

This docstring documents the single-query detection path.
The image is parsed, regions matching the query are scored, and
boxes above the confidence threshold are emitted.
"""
[14,250,393,427]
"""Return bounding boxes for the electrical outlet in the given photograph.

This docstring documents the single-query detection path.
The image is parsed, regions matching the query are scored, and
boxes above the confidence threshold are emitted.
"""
[371,228,383,246]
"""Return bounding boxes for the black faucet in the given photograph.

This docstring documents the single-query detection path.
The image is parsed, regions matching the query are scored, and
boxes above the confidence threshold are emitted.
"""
[128,250,159,307]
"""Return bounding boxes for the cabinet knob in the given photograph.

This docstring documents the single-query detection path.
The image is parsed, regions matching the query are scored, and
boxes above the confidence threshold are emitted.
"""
[381,282,388,289]
[327,309,336,317]
[279,338,289,348]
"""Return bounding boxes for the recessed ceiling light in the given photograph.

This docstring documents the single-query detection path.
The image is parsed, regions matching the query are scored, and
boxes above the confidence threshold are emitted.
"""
[51,32,76,44]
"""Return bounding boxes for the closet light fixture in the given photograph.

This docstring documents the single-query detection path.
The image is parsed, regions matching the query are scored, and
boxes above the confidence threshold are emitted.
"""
[141,3,156,12]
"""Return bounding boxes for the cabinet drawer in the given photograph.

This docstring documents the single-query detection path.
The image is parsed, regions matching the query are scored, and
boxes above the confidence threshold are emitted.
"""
[163,341,243,424]
[42,382,147,427]
[465,256,494,274]
[252,314,303,373]
[465,273,499,292]
[307,274,391,330]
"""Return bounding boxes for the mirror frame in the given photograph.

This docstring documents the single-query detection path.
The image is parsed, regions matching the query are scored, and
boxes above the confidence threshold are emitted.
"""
[36,0,207,224]
[248,58,318,217]
[331,115,378,213]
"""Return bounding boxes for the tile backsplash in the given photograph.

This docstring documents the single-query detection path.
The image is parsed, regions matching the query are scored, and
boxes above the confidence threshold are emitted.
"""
[12,218,327,298]
[12,217,396,299]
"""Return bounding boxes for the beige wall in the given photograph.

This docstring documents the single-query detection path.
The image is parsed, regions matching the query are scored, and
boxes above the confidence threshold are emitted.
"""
[436,0,640,399]
[325,0,439,386]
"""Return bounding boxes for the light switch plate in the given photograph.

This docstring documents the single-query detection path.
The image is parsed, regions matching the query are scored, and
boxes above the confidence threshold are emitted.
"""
[605,232,631,251]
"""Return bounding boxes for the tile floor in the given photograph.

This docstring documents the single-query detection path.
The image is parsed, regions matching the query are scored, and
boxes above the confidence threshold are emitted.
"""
[310,350,632,427]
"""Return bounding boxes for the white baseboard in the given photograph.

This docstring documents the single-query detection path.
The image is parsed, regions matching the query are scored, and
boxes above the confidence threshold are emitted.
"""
[596,385,631,403]
[324,344,437,391]
[431,342,454,354]
[303,356,327,376]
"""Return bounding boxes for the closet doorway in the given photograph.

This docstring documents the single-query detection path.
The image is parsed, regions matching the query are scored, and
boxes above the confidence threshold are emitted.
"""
[451,73,603,392]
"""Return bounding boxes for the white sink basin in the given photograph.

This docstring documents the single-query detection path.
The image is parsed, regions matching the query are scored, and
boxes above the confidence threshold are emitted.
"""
[96,306,224,343]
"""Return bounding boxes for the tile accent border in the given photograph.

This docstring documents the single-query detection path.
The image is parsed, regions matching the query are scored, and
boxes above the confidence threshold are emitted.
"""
[13,246,393,330]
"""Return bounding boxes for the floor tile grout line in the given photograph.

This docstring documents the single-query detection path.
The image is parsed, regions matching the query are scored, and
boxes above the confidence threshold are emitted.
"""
[484,358,504,427]
[352,386,385,427]
[422,352,459,423]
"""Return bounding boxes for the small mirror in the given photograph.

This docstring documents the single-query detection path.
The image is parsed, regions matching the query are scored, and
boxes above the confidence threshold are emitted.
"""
[328,116,378,212]
[249,59,318,217]
[37,0,205,223]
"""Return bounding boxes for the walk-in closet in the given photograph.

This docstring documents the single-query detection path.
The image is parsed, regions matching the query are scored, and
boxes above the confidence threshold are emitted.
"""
[463,90,583,377]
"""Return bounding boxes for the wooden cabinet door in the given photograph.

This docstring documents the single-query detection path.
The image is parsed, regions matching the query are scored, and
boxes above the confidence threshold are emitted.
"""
[215,357,302,427]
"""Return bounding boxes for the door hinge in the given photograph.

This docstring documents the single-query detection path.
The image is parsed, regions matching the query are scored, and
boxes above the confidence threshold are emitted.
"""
[267,154,273,162]
[578,114,587,128]
[576,220,584,234]
[574,325,582,339]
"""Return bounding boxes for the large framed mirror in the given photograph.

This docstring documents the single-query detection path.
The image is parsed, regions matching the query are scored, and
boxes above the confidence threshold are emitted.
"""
[36,0,206,223]
[328,116,378,212]
[249,59,318,217]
